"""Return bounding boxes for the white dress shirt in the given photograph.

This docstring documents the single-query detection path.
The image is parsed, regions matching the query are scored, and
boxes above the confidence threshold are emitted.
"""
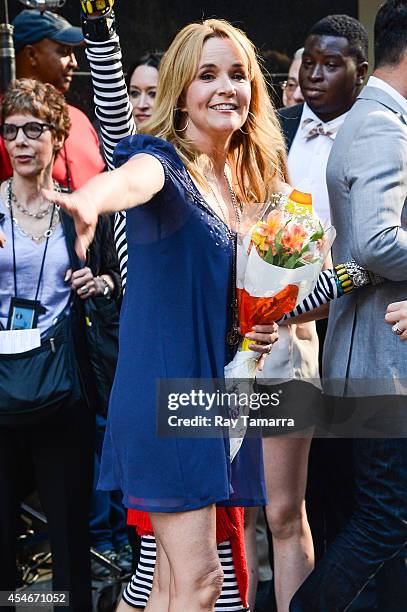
[367,75,407,113]
[287,103,348,227]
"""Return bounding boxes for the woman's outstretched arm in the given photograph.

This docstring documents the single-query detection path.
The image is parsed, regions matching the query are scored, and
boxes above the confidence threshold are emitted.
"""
[43,152,164,260]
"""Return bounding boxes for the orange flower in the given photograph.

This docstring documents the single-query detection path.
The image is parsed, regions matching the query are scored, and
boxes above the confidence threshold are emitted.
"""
[266,209,284,235]
[281,223,308,253]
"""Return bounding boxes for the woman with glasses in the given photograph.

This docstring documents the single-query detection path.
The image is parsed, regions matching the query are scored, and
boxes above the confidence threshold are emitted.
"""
[0,78,120,610]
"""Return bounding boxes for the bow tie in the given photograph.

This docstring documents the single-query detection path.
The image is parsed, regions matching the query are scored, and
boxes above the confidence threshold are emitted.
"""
[301,117,339,141]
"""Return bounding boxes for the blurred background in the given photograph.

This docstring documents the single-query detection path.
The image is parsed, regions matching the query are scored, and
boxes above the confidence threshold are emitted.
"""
[6,0,382,115]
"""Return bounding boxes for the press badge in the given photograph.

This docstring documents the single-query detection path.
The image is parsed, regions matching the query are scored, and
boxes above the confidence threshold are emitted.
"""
[7,297,46,331]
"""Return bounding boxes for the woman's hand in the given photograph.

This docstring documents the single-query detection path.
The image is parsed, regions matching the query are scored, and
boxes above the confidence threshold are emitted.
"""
[43,188,98,261]
[385,301,407,340]
[0,231,6,248]
[244,323,279,371]
[65,267,109,300]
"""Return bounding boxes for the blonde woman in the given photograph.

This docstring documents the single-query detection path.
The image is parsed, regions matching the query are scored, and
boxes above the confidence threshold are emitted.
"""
[46,12,285,612]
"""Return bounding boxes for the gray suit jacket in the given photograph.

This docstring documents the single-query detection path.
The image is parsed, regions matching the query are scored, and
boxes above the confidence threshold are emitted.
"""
[323,86,407,396]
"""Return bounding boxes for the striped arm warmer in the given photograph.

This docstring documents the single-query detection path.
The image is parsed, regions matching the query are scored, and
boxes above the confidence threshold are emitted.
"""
[85,34,135,290]
[282,269,340,320]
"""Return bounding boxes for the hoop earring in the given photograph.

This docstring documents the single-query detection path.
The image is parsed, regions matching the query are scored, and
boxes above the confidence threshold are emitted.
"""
[239,111,256,135]
[176,119,189,132]
[174,107,189,132]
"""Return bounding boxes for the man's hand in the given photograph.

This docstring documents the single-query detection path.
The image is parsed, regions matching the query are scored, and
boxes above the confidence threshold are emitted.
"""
[0,231,6,248]
[385,301,407,340]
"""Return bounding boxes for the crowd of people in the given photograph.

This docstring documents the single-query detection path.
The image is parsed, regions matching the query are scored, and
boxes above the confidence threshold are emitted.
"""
[0,1,406,612]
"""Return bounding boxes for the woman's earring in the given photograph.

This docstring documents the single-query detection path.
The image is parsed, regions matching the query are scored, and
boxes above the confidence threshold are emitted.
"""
[174,107,189,132]
[239,110,256,135]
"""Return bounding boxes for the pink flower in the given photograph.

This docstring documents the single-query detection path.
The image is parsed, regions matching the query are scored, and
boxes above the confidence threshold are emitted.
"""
[281,223,308,253]
[266,209,284,235]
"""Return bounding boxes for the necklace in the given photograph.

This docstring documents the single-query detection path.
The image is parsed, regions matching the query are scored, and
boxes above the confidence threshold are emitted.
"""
[6,179,60,242]
[205,171,241,232]
[204,170,241,346]
[8,179,59,219]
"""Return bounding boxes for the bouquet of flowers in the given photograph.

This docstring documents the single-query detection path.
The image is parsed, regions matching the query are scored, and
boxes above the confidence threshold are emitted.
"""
[225,189,335,460]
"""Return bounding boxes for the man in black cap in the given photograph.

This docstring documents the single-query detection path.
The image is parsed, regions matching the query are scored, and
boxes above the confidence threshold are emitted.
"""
[0,10,105,190]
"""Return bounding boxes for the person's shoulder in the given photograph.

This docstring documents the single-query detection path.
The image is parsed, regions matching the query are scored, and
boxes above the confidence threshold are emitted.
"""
[113,134,184,172]
[277,103,304,122]
[67,104,95,129]
[343,94,406,141]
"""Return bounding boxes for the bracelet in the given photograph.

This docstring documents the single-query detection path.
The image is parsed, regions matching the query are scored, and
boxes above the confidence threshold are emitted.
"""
[81,11,117,42]
[98,276,112,299]
[80,0,115,17]
[334,259,385,295]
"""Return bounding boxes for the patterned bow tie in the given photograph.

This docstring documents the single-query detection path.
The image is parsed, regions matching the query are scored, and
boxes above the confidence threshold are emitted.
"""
[301,117,339,141]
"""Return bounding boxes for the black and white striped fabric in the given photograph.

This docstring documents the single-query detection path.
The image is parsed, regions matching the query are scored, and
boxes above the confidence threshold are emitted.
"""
[282,269,339,320]
[122,535,248,611]
[85,35,135,290]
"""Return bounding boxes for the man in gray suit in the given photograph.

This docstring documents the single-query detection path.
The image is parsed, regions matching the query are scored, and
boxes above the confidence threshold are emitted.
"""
[290,1,407,610]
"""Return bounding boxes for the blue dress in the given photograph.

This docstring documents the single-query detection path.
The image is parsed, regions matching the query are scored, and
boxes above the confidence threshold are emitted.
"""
[99,135,266,512]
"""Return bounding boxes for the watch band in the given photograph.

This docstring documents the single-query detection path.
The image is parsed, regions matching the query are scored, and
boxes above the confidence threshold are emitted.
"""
[80,0,117,42]
[80,0,115,18]
[334,259,385,296]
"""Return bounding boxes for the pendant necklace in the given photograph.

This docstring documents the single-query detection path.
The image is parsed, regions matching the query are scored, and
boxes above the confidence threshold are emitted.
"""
[205,171,241,346]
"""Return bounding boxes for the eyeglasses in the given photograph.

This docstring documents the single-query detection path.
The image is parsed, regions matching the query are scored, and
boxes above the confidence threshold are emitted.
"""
[280,79,299,92]
[0,122,54,141]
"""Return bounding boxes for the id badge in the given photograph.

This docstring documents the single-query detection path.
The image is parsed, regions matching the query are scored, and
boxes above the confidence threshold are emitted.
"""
[7,297,45,331]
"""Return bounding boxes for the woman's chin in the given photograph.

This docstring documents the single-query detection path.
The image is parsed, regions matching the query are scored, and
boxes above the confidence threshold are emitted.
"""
[12,165,41,179]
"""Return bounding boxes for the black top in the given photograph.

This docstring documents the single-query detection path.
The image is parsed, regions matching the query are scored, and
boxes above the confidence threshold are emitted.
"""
[277,103,304,152]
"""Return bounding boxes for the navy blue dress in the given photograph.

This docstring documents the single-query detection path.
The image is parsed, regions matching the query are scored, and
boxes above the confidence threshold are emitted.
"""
[99,135,266,512]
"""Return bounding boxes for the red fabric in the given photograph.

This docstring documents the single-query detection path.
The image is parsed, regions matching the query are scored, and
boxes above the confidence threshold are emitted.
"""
[0,104,105,189]
[127,507,248,607]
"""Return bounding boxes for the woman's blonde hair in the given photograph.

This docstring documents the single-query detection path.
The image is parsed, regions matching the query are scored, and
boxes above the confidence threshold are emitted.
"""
[141,18,288,203]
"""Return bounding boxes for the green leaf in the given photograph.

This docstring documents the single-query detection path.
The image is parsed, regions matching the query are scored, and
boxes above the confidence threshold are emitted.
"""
[263,246,275,264]
[309,222,324,242]
[284,252,301,269]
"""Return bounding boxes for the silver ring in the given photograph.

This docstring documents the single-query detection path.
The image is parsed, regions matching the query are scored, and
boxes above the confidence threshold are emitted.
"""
[81,285,89,294]
[392,323,404,336]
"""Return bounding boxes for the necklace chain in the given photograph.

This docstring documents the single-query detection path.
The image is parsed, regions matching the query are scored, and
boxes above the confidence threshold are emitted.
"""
[203,170,242,346]
[6,178,61,242]
[205,170,241,233]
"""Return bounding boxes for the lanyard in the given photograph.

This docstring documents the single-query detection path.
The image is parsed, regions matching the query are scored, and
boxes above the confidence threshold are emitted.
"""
[63,143,72,192]
[8,188,56,301]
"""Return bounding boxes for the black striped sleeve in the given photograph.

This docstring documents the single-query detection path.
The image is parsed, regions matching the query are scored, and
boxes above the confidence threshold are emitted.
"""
[282,269,340,320]
[85,35,135,291]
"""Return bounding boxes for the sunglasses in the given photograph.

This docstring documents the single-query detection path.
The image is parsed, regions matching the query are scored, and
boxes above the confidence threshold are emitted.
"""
[0,121,54,141]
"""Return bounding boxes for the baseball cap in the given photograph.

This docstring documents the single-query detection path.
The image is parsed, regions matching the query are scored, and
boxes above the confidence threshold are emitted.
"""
[13,10,83,53]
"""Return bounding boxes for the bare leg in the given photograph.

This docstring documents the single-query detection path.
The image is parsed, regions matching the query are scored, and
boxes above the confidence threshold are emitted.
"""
[150,505,223,612]
[145,536,170,611]
[263,435,314,612]
[244,506,259,611]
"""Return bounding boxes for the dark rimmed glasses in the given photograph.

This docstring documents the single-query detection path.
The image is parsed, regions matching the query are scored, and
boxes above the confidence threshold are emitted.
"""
[0,121,54,141]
